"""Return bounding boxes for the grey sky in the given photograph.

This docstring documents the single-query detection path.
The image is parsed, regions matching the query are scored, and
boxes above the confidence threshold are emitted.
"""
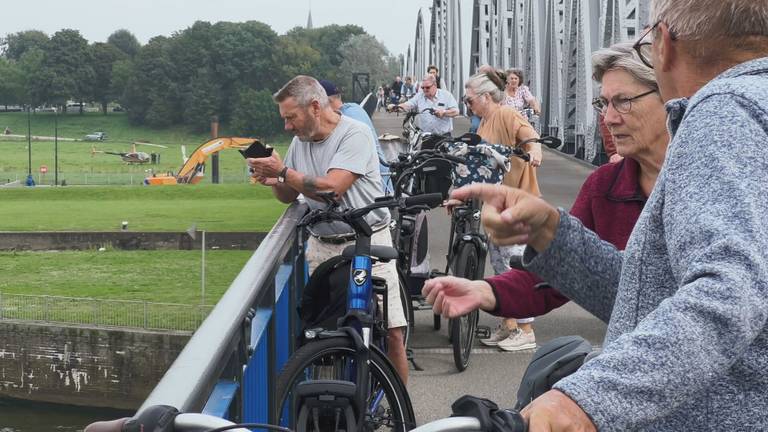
[4,0,473,65]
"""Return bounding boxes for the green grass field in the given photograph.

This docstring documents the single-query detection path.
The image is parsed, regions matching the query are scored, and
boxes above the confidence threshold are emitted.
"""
[0,113,294,320]
[0,249,251,305]
[0,184,287,231]
[0,112,290,185]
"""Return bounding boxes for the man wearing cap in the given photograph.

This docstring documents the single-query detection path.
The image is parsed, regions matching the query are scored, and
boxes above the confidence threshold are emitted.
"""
[247,75,409,384]
[392,74,459,135]
[319,79,391,194]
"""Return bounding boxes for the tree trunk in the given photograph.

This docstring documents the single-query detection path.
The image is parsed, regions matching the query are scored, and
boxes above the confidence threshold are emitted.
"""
[102,101,108,115]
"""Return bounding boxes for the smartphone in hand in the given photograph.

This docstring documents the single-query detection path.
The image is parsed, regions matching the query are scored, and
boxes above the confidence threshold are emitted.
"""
[239,140,273,159]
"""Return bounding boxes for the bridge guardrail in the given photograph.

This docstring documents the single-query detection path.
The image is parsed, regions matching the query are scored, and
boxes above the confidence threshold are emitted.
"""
[138,201,308,423]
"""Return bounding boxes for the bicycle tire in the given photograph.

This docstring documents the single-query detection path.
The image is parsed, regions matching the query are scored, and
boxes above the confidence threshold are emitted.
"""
[433,313,441,331]
[276,336,416,432]
[449,243,481,372]
[398,269,414,347]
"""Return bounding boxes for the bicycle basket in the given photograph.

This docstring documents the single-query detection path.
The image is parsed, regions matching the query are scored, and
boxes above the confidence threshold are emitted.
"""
[446,142,512,188]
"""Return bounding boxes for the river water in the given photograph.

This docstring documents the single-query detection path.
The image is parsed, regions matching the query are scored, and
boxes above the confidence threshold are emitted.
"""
[0,399,132,432]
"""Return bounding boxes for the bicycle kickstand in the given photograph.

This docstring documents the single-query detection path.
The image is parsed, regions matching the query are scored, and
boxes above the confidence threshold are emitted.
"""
[407,347,424,371]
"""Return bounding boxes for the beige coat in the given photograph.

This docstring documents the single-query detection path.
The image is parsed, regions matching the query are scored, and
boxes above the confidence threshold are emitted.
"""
[477,106,540,196]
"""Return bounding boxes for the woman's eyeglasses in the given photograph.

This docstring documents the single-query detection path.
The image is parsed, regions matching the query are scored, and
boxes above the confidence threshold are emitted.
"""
[463,93,484,105]
[592,89,657,114]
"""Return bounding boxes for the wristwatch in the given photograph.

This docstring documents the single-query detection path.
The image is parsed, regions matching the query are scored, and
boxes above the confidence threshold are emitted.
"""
[277,166,289,183]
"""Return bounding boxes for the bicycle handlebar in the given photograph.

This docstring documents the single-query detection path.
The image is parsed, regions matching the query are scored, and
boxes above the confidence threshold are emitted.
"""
[298,193,444,228]
[516,135,562,150]
[84,412,288,432]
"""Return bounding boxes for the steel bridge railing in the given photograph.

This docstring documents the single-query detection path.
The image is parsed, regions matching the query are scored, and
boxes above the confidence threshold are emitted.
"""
[137,201,308,423]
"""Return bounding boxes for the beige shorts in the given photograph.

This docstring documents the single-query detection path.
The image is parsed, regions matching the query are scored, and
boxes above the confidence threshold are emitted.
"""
[306,229,406,329]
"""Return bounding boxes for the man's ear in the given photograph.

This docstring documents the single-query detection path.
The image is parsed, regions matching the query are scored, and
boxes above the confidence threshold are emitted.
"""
[309,100,321,117]
[656,22,676,73]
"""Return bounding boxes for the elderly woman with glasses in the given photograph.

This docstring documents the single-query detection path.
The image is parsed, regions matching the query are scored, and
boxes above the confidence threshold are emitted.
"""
[425,42,669,350]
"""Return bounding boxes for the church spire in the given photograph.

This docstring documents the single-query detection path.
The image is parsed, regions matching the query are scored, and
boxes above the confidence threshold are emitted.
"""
[306,1,313,29]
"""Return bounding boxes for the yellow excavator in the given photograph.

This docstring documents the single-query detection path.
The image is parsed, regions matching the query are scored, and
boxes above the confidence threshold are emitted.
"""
[144,137,266,185]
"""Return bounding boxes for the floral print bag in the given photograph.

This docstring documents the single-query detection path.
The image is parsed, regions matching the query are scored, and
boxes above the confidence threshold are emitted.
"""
[445,142,512,188]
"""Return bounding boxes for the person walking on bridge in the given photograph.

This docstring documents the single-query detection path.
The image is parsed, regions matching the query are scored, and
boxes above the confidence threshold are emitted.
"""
[247,75,409,384]
[462,69,543,351]
[391,74,459,135]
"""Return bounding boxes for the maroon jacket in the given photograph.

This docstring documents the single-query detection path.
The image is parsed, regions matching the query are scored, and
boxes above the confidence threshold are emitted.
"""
[486,157,646,321]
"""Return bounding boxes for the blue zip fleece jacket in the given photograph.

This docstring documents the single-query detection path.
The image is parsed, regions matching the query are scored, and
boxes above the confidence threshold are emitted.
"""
[524,57,768,430]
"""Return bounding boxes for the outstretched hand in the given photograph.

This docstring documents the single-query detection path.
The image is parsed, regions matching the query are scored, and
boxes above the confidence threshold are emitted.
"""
[422,276,495,318]
[450,184,560,252]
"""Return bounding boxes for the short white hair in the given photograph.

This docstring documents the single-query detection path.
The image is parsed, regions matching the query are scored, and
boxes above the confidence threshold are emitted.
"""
[592,42,657,90]
[651,0,768,41]
[421,74,437,86]
[273,75,329,108]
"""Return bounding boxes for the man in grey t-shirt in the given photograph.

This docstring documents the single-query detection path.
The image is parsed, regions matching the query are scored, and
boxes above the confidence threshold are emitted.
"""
[247,75,409,384]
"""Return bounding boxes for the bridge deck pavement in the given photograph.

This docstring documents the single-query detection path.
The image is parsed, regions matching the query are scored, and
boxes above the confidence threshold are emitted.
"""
[371,111,608,425]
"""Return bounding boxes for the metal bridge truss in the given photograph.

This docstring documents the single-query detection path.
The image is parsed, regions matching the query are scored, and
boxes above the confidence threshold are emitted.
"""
[404,0,651,165]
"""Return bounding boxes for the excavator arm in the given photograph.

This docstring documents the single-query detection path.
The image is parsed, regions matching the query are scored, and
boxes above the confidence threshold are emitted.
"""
[145,137,263,185]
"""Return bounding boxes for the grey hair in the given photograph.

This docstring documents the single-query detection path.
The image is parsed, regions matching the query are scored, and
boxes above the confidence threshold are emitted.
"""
[651,0,768,41]
[421,74,437,86]
[465,72,506,103]
[592,42,658,90]
[273,75,329,108]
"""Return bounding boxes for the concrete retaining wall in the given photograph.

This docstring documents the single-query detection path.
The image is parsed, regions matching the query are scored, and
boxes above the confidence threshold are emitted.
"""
[0,321,190,409]
[0,231,265,251]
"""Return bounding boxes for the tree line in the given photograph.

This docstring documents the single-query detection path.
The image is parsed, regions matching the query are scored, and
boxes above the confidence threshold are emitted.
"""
[0,23,401,137]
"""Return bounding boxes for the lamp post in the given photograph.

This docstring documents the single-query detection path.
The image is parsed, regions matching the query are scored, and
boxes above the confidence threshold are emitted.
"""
[27,106,32,176]
[201,230,206,305]
[54,107,58,186]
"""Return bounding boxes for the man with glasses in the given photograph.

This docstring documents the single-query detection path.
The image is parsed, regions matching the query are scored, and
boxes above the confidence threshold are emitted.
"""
[431,0,768,430]
[390,74,459,135]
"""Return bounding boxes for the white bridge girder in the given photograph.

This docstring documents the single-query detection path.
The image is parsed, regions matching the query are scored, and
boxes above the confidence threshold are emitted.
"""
[404,0,651,164]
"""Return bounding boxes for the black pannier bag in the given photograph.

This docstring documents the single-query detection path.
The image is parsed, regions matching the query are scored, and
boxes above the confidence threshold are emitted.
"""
[298,256,350,336]
[402,210,431,297]
[415,157,454,199]
[514,335,593,410]
[418,133,445,150]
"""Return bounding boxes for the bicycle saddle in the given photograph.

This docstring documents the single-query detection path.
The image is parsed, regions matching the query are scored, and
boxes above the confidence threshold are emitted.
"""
[342,245,398,262]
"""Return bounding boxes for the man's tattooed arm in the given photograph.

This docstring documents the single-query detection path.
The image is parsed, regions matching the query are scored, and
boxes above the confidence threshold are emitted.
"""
[302,175,318,194]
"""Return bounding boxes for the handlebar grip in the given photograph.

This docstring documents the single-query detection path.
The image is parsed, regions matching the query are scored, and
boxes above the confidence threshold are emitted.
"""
[404,193,444,209]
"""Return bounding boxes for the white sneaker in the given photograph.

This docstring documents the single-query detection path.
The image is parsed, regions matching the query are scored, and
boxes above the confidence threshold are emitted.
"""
[480,325,511,346]
[498,329,536,351]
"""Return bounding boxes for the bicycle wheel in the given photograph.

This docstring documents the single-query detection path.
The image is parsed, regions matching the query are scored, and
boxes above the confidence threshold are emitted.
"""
[276,336,416,432]
[398,269,414,347]
[449,243,481,372]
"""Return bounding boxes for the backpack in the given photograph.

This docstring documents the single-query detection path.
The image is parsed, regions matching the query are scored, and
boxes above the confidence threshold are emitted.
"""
[400,210,431,297]
[514,335,593,410]
[298,256,350,336]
